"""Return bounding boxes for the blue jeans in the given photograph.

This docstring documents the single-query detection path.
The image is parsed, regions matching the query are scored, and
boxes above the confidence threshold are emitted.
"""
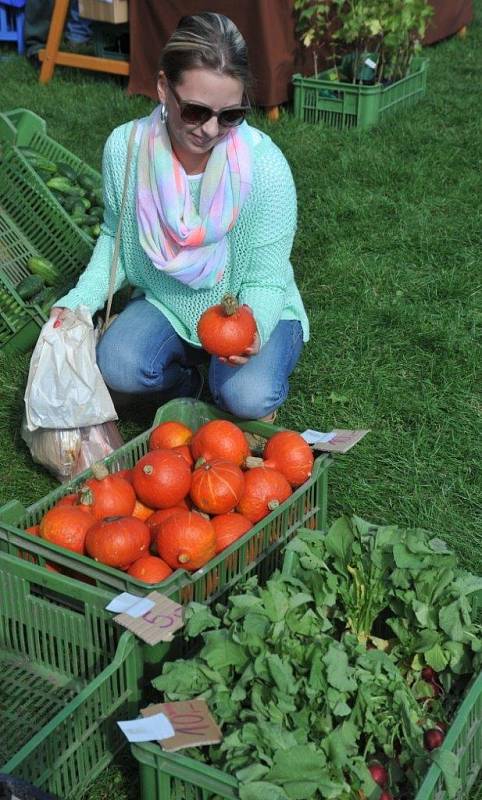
[96,298,304,419]
[66,0,92,43]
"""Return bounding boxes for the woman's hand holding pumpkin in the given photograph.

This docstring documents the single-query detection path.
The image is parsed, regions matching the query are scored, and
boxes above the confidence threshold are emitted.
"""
[218,330,260,366]
[197,295,259,366]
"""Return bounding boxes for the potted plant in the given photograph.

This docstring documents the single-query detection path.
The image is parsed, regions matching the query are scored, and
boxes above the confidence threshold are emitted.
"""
[292,0,433,129]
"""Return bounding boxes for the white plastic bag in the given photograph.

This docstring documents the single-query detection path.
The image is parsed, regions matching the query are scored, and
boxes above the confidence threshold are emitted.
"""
[21,419,124,482]
[22,306,122,481]
[24,306,117,431]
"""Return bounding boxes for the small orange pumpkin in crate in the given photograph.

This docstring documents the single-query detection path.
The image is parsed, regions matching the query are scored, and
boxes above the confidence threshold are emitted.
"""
[40,506,95,554]
[132,449,192,509]
[190,459,245,515]
[127,555,173,584]
[132,499,155,521]
[146,506,186,547]
[172,443,194,468]
[149,420,193,451]
[156,510,216,571]
[85,516,150,568]
[247,430,314,487]
[79,462,136,519]
[237,466,292,523]
[211,512,252,555]
[115,468,134,484]
[190,419,250,466]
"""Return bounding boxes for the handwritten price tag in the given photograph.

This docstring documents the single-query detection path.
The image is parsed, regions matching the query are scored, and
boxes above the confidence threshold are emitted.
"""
[141,699,222,751]
[312,429,370,454]
[114,591,184,645]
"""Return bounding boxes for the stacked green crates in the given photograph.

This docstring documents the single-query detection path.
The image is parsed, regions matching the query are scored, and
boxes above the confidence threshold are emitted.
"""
[0,550,143,799]
[0,108,98,352]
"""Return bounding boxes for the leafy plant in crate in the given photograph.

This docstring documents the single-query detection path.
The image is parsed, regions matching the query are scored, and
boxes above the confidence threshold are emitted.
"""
[147,516,482,799]
[294,0,433,84]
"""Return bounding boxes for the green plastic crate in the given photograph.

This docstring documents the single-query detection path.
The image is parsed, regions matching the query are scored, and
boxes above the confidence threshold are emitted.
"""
[292,57,428,130]
[0,107,101,246]
[0,550,143,799]
[0,269,45,355]
[131,534,481,800]
[0,203,85,353]
[0,128,94,351]
[0,399,331,605]
[132,672,482,800]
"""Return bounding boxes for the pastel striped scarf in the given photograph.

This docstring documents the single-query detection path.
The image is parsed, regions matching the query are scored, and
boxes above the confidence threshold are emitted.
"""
[136,105,254,290]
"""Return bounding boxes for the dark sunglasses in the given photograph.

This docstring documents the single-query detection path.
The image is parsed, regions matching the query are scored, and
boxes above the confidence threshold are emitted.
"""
[167,82,249,128]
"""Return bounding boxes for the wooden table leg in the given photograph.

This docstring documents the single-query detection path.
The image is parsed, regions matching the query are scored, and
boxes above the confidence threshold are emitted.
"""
[39,0,70,84]
[266,106,280,122]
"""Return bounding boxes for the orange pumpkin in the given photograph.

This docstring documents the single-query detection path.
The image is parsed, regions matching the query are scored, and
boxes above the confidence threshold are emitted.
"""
[25,524,40,536]
[149,420,193,451]
[85,516,150,568]
[54,493,79,507]
[79,462,136,520]
[190,459,245,515]
[45,562,63,573]
[132,449,192,509]
[262,431,314,487]
[236,466,292,523]
[146,506,186,546]
[116,468,134,484]
[211,512,252,554]
[19,524,41,565]
[172,444,194,468]
[40,506,95,554]
[197,294,257,357]
[127,555,173,584]
[54,493,93,513]
[132,499,155,521]
[190,419,250,467]
[156,511,216,571]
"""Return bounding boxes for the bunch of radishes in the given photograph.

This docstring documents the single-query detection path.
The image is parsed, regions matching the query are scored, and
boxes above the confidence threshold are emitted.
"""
[367,667,446,798]
[369,763,392,799]
[420,666,446,751]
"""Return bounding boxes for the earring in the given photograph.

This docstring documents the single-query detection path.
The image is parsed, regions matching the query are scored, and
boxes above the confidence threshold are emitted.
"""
[159,102,168,123]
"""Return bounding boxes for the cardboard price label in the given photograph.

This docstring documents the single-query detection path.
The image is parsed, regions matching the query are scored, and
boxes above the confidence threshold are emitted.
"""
[313,429,370,454]
[141,699,222,752]
[114,591,184,645]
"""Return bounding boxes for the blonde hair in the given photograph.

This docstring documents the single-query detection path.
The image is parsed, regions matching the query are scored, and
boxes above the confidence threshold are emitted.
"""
[160,13,251,91]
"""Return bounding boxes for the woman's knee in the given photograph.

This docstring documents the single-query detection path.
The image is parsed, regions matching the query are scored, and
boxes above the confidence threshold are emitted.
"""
[96,335,147,393]
[211,374,287,420]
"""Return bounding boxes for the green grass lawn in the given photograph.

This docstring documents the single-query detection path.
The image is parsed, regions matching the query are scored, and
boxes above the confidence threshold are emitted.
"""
[0,6,481,798]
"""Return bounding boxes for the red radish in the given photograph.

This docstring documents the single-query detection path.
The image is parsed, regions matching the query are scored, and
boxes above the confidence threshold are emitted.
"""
[421,666,438,682]
[424,729,445,751]
[380,793,393,800]
[368,763,388,788]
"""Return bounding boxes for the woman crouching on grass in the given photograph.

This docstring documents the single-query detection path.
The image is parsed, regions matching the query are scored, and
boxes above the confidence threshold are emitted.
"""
[51,12,309,420]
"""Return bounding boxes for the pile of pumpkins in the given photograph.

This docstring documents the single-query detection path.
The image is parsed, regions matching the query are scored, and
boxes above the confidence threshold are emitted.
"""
[25,418,314,585]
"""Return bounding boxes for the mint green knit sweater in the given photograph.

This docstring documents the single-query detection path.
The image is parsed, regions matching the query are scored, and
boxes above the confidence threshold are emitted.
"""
[57,120,309,348]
